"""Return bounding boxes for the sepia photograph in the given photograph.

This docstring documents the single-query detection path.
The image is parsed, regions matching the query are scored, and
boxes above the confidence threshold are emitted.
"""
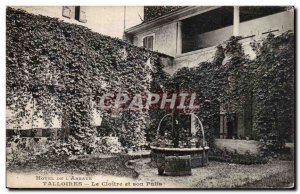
[5,4,295,189]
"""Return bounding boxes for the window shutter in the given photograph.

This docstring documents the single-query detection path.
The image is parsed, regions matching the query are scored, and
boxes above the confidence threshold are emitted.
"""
[79,7,87,23]
[62,6,75,18]
[143,37,147,48]
[148,36,153,50]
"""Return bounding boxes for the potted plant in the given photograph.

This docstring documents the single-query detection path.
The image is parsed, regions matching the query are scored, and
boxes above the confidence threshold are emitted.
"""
[160,139,167,148]
[190,138,196,148]
[179,141,184,148]
[155,137,162,147]
[166,139,173,148]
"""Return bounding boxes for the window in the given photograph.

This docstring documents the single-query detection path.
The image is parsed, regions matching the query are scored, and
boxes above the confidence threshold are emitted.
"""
[75,6,87,23]
[143,35,154,50]
[62,6,87,23]
[219,113,237,139]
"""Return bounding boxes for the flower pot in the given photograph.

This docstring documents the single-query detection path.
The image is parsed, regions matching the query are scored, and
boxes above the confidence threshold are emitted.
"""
[166,143,174,148]
[160,143,166,148]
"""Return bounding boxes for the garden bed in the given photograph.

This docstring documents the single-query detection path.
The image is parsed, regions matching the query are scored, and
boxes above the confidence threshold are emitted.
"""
[7,154,139,178]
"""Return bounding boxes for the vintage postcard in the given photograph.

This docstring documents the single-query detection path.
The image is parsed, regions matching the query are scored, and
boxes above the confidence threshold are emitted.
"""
[6,5,295,189]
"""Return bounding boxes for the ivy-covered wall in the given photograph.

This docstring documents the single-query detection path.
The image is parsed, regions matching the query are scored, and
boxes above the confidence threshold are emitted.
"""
[164,33,294,155]
[6,8,171,153]
[6,7,294,156]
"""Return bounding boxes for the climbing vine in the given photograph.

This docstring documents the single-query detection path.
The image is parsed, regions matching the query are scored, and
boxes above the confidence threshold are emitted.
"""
[162,33,294,155]
[6,8,294,156]
[167,45,225,146]
[251,32,295,155]
[6,8,168,153]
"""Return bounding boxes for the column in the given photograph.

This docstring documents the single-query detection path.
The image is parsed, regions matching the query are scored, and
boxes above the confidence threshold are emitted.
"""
[190,114,197,134]
[233,6,240,36]
[176,21,182,55]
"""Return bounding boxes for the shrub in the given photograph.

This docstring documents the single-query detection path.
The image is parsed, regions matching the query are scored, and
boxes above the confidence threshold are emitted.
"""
[209,148,268,165]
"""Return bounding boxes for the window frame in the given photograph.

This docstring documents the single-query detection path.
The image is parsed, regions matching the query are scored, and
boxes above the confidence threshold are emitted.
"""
[62,6,87,23]
[142,33,155,51]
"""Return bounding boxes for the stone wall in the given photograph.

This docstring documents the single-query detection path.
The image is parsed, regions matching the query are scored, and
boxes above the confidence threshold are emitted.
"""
[170,46,217,74]
[215,139,260,154]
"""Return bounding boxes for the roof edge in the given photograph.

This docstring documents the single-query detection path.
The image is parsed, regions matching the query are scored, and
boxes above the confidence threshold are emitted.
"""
[125,6,220,34]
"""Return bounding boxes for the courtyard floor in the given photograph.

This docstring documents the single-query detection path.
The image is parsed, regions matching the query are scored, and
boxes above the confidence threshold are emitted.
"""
[7,156,294,189]
[132,158,294,188]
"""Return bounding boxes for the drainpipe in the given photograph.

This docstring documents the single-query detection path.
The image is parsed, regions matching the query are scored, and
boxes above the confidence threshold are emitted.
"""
[122,6,126,41]
[176,21,182,55]
[123,6,126,32]
[233,6,240,36]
